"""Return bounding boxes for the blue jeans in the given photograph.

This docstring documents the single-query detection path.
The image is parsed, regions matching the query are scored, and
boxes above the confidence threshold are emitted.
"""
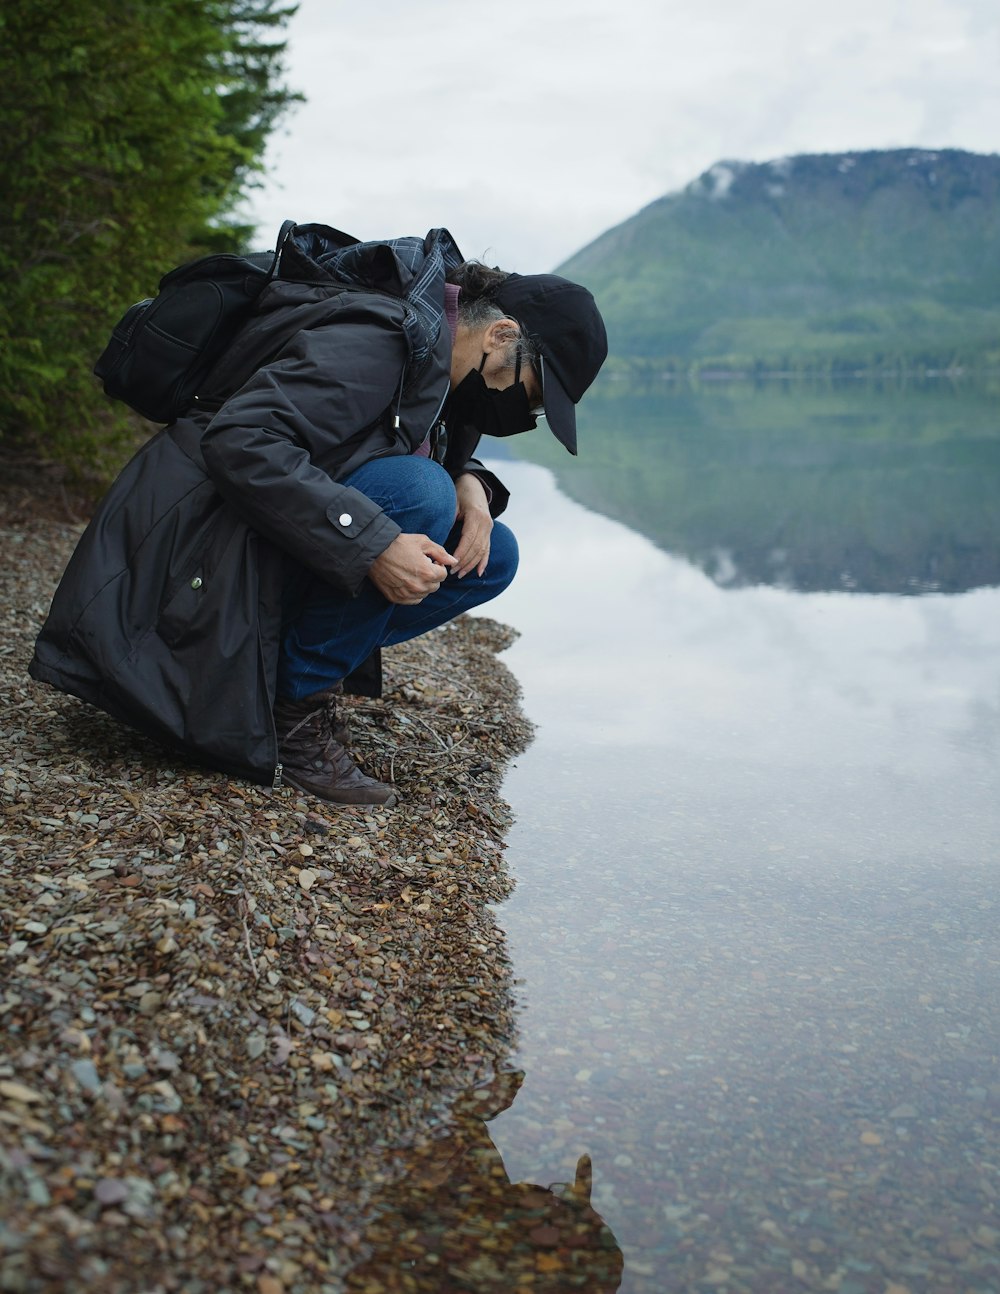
[277,457,519,701]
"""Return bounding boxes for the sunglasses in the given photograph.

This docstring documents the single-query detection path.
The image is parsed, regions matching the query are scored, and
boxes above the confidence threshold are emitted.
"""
[512,341,545,419]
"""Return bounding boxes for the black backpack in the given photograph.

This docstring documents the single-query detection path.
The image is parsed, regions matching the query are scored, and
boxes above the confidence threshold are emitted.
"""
[94,220,297,424]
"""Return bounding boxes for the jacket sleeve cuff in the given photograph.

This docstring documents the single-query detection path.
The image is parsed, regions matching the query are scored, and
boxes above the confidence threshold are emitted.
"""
[454,461,510,518]
[331,503,401,596]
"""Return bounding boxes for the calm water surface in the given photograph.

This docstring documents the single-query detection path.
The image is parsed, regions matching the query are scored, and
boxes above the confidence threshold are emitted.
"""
[468,385,1000,1293]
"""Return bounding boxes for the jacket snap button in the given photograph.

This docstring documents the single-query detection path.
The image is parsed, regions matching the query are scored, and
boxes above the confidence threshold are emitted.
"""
[339,513,353,526]
[190,576,203,590]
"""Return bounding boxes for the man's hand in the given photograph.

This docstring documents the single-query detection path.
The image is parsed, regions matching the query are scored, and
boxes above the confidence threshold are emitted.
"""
[368,533,457,604]
[453,473,494,578]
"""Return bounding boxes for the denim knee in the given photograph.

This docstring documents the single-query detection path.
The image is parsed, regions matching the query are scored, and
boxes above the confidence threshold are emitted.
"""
[479,520,519,595]
[342,456,457,545]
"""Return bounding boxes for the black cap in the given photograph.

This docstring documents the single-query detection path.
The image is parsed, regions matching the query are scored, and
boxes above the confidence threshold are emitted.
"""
[492,273,607,455]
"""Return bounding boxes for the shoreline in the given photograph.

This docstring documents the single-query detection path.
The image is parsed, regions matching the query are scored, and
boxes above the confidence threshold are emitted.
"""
[0,488,533,1292]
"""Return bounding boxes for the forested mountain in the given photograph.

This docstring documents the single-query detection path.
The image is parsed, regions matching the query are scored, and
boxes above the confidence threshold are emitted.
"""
[559,149,1000,373]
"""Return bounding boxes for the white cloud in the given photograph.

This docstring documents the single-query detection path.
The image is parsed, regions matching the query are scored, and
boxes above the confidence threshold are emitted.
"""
[475,460,1000,806]
[244,0,1000,269]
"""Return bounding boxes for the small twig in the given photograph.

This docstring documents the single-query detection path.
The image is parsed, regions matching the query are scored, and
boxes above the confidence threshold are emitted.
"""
[234,828,251,865]
[410,713,450,751]
[136,810,165,843]
[401,663,476,696]
[239,901,259,980]
[119,789,166,843]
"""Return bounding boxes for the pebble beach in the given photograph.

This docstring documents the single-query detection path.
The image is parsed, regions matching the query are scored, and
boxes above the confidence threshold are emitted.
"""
[0,477,536,1292]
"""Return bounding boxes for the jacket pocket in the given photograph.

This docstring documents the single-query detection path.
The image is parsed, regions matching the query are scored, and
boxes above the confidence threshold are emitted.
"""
[157,570,208,649]
[154,503,244,649]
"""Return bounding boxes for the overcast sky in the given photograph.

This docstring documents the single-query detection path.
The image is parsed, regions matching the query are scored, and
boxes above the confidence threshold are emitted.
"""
[244,0,1000,272]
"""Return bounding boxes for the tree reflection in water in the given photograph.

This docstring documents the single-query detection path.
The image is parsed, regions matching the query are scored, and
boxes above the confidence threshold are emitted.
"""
[511,377,1000,595]
[346,1071,624,1292]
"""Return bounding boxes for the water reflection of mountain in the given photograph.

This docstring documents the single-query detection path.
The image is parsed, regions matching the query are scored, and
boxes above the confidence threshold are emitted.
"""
[509,378,1000,595]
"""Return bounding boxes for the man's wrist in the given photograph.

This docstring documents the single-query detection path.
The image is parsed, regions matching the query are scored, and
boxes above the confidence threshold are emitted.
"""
[456,471,492,507]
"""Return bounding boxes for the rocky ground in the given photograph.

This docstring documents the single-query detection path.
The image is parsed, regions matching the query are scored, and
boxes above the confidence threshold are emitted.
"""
[0,474,534,1293]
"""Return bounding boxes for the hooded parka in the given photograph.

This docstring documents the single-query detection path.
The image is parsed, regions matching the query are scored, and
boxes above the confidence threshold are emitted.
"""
[29,226,508,786]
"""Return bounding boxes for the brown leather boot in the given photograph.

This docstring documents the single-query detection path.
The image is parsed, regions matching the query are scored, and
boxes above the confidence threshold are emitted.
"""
[273,688,396,806]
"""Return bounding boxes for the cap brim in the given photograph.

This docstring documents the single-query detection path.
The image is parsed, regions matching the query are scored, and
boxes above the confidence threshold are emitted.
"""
[539,355,578,455]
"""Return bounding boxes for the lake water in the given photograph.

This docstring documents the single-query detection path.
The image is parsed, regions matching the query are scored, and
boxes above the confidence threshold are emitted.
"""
[466,382,1000,1293]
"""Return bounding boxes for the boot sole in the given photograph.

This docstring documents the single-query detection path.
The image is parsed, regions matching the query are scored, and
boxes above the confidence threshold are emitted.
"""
[281,769,398,808]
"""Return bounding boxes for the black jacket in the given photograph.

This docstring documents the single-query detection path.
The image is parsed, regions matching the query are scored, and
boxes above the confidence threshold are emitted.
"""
[29,227,508,785]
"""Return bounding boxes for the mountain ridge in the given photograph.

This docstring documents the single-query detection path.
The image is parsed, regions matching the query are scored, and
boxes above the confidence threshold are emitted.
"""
[558,148,1000,373]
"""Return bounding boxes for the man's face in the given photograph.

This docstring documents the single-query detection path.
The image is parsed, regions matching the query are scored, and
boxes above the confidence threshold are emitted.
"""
[478,327,544,415]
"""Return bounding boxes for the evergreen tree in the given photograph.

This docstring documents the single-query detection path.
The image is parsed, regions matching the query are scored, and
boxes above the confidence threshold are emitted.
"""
[0,0,299,468]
